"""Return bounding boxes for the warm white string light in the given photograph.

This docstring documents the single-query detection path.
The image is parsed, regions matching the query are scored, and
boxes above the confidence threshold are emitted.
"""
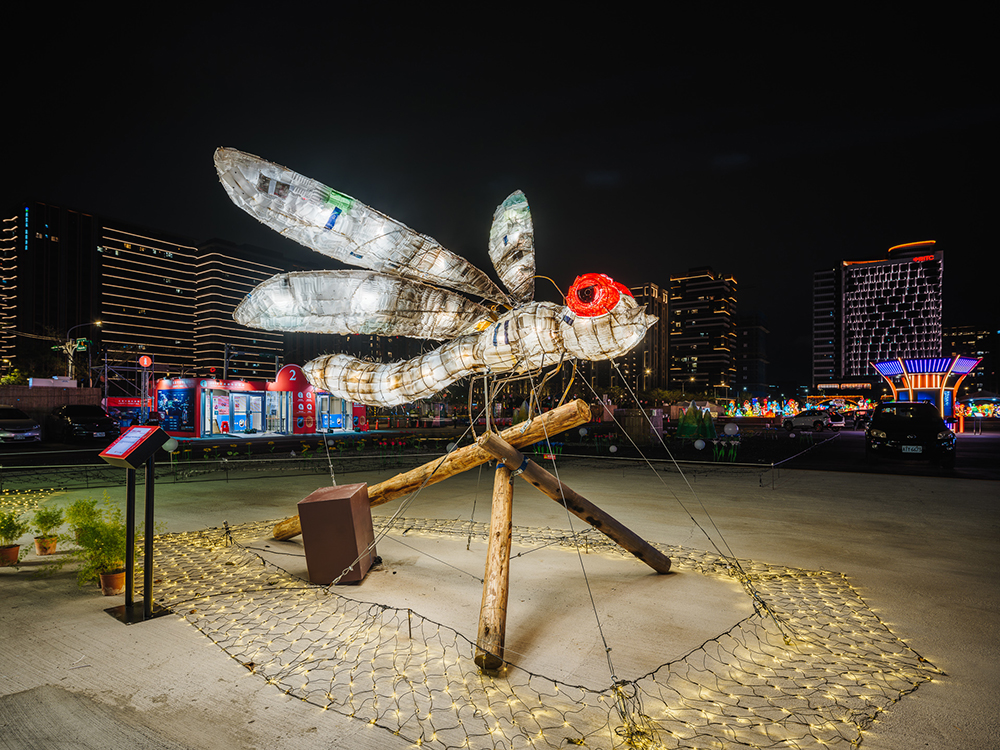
[142,516,940,749]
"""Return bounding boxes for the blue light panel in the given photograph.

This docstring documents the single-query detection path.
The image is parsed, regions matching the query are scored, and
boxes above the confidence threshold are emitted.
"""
[873,360,903,376]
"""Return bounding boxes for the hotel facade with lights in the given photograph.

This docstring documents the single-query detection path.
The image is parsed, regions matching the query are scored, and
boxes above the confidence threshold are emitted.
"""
[812,241,943,388]
[0,202,287,385]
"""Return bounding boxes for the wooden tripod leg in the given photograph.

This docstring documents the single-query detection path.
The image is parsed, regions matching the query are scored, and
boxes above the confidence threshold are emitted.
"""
[475,463,514,672]
[476,432,671,574]
[272,399,593,540]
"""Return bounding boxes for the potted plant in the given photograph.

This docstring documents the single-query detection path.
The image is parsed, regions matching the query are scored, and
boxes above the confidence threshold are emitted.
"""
[74,504,129,595]
[0,509,30,567]
[32,505,63,556]
[64,496,100,543]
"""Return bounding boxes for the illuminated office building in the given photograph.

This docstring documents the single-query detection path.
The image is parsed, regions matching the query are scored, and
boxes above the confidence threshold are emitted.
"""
[99,224,197,374]
[812,241,943,386]
[195,239,284,379]
[0,203,101,371]
[943,325,997,394]
[668,267,737,396]
[0,202,284,384]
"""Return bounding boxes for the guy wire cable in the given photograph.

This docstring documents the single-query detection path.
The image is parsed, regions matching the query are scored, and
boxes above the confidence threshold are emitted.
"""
[325,399,494,588]
[595,362,791,640]
[522,365,621,686]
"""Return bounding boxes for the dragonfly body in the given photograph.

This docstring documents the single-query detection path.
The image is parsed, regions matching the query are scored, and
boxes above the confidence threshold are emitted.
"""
[305,297,651,406]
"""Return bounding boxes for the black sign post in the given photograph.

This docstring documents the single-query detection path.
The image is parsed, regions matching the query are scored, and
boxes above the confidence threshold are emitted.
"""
[99,426,175,624]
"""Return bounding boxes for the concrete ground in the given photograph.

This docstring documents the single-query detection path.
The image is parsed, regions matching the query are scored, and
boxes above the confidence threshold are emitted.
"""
[1,458,998,749]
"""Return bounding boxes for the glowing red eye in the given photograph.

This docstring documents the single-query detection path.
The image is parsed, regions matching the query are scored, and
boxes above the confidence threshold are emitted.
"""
[567,273,630,317]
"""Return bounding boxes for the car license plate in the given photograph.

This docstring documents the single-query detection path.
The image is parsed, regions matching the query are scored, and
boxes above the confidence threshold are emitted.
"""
[95,432,105,438]
[902,445,922,454]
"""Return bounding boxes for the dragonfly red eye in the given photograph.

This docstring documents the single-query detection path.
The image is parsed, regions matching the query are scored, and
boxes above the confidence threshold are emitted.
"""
[567,273,633,317]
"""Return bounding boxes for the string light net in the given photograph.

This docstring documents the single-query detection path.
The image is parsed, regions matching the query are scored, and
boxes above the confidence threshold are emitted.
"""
[147,516,939,749]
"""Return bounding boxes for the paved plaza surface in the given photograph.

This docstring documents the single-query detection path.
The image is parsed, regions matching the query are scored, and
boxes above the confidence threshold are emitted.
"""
[2,456,998,749]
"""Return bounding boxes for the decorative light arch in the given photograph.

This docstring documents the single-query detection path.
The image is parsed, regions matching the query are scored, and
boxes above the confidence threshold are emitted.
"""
[871,355,981,418]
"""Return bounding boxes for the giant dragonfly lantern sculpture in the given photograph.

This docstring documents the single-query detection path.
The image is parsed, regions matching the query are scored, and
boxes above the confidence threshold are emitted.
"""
[214,147,656,407]
[215,148,671,670]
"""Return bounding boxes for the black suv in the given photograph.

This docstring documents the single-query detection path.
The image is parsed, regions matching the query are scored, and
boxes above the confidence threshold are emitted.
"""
[865,401,956,469]
[48,404,121,442]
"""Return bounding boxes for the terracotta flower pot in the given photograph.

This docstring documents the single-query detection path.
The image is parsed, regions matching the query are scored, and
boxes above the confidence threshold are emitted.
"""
[34,536,58,556]
[99,569,126,596]
[0,544,19,567]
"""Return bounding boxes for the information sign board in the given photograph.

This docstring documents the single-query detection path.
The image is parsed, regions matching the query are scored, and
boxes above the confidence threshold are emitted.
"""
[99,426,171,469]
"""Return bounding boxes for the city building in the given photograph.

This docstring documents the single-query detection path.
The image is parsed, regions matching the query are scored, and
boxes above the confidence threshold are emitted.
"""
[811,267,839,386]
[99,223,198,375]
[812,240,943,387]
[1,202,285,394]
[943,326,998,395]
[668,267,737,397]
[0,200,441,413]
[194,239,284,380]
[734,314,769,400]
[615,282,669,392]
[1,202,102,374]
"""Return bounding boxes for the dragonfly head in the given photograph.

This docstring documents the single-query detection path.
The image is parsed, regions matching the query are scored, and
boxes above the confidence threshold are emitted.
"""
[562,273,657,360]
[566,273,633,317]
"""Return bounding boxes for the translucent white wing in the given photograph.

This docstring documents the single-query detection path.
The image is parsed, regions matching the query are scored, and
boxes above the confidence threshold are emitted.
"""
[488,190,535,303]
[234,270,495,340]
[216,148,510,304]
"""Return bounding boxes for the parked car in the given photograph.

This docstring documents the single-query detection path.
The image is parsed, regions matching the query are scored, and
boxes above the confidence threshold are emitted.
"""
[0,405,42,444]
[782,409,832,432]
[47,404,121,442]
[843,408,871,430]
[826,409,845,431]
[865,401,956,468]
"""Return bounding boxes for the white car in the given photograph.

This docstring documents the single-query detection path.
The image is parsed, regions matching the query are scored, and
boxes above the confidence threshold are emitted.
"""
[782,409,832,432]
[0,405,42,444]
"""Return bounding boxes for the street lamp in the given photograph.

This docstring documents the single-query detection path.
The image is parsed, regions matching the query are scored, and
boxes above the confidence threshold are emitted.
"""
[63,321,101,380]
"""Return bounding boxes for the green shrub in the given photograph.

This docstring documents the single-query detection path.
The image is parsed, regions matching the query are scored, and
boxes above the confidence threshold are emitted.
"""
[32,506,64,538]
[0,510,30,547]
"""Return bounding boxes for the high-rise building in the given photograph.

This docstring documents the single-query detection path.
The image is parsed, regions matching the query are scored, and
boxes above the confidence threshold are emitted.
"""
[617,282,669,392]
[1,202,287,387]
[812,241,943,386]
[668,267,737,396]
[1,203,102,372]
[735,314,769,399]
[194,239,284,379]
[943,326,997,394]
[99,223,198,375]
[811,267,840,387]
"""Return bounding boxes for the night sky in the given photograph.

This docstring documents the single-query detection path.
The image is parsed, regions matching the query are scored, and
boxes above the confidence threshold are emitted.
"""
[8,12,996,385]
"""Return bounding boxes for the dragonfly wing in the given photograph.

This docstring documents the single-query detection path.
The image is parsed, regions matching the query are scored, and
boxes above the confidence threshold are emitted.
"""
[234,270,495,340]
[488,190,535,303]
[215,148,510,304]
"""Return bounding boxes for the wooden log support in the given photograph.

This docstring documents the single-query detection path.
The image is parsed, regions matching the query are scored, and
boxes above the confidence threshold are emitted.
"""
[476,432,672,574]
[475,463,514,672]
[272,399,592,540]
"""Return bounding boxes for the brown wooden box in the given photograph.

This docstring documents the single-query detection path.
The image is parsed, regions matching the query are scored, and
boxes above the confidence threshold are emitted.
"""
[297,483,376,585]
